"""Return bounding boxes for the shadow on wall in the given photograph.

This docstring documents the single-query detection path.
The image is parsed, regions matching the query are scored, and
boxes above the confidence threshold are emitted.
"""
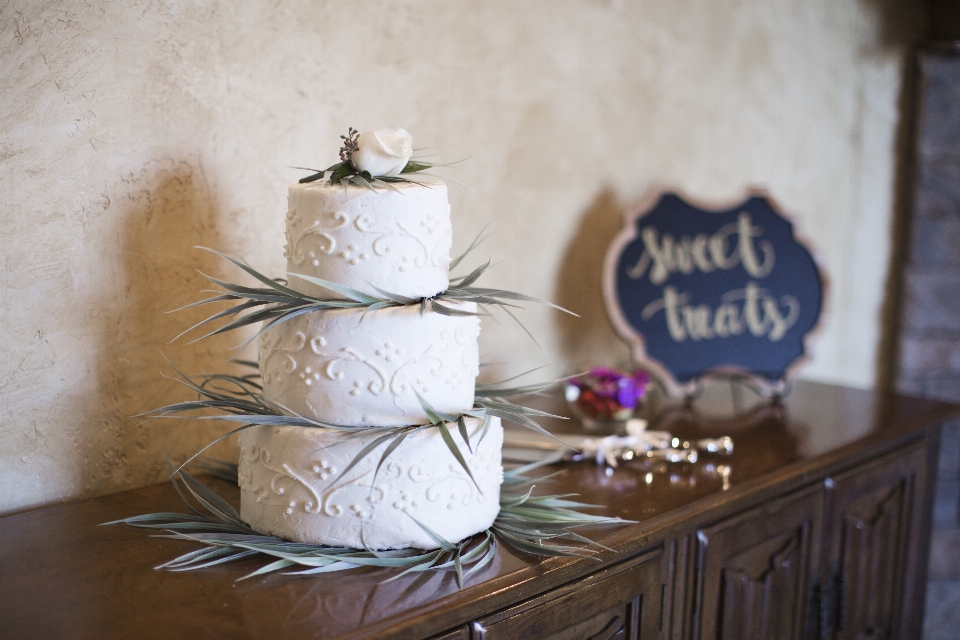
[873,2,944,393]
[553,187,632,372]
[89,157,241,498]
[858,0,927,51]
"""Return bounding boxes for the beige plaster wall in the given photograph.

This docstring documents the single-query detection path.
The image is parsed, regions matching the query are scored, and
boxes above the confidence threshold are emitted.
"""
[0,0,922,514]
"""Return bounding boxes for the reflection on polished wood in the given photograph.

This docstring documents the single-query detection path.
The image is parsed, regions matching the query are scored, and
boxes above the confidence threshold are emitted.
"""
[1,381,957,639]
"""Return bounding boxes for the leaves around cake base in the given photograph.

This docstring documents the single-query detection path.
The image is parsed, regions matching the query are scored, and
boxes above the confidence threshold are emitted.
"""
[103,458,630,587]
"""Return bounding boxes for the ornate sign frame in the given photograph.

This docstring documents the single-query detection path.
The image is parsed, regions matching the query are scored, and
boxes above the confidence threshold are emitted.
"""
[602,190,828,398]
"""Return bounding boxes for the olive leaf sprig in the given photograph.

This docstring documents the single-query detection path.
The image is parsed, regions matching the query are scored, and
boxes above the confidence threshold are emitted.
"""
[172,246,576,348]
[141,361,572,487]
[294,158,439,193]
[103,458,628,586]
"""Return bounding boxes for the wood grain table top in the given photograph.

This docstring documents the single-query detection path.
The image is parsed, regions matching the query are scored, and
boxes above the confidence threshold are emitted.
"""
[2,381,957,640]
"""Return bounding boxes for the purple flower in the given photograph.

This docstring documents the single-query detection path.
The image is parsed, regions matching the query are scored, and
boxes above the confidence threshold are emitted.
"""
[570,368,651,420]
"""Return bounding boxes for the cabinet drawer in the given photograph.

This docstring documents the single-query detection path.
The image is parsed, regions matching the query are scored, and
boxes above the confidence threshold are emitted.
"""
[468,547,663,640]
[692,486,823,640]
[823,444,926,640]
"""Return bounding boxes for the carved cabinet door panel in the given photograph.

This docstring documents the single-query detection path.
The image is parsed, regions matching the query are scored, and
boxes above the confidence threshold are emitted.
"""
[692,486,823,640]
[822,444,927,640]
[467,547,664,640]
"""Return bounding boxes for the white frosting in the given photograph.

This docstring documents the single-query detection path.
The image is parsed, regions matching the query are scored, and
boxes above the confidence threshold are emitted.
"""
[246,169,501,550]
[259,302,479,427]
[238,418,503,549]
[285,178,452,300]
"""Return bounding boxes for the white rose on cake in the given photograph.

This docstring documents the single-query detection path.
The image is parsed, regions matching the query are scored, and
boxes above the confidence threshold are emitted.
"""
[350,129,413,177]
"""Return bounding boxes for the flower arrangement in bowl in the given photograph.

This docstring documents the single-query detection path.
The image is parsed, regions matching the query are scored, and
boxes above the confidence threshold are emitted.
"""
[565,367,651,435]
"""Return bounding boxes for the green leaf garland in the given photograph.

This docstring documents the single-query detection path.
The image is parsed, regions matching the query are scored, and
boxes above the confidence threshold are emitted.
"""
[104,459,631,587]
[142,363,574,480]
[171,247,577,351]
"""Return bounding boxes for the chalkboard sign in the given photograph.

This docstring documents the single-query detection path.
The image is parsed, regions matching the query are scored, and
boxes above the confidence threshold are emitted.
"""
[603,192,825,396]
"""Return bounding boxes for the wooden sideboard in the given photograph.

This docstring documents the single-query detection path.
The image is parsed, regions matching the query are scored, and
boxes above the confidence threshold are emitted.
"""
[1,381,957,640]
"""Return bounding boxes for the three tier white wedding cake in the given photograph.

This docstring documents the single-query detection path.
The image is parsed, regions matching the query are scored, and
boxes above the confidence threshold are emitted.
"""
[237,130,504,550]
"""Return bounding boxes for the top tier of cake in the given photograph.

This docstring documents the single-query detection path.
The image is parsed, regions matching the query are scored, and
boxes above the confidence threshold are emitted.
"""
[285,178,452,300]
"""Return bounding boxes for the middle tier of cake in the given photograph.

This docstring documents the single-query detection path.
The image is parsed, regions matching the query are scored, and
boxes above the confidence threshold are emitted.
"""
[259,302,480,426]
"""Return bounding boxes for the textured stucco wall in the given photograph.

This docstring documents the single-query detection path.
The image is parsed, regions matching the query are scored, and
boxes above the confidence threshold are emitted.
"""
[0,0,922,514]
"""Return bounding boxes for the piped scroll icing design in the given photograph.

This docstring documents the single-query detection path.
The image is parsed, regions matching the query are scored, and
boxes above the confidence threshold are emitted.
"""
[285,209,349,267]
[260,330,308,385]
[274,332,475,398]
[286,205,452,274]
[455,326,479,371]
[409,463,478,510]
[355,212,452,272]
[244,442,492,519]
[238,444,269,497]
[319,346,390,396]
[257,310,478,426]
[271,463,324,515]
[389,348,445,396]
[253,451,370,517]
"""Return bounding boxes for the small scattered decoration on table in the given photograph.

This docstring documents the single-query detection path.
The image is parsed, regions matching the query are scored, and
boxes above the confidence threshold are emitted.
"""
[565,367,651,422]
[565,418,733,468]
[603,191,826,397]
[563,367,734,470]
[106,458,627,586]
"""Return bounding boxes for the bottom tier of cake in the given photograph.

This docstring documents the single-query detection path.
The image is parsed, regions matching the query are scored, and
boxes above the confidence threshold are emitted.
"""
[238,417,503,550]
